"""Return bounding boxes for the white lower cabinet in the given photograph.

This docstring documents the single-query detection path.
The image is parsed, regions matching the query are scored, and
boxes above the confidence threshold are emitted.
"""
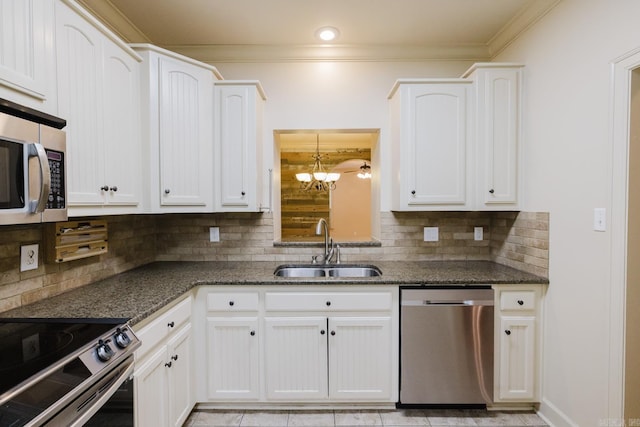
[197,286,399,405]
[206,317,260,399]
[264,316,328,400]
[492,284,544,404]
[263,316,392,401]
[134,295,194,427]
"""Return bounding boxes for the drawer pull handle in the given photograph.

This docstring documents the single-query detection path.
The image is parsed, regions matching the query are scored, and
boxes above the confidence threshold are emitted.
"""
[326,301,331,306]
[168,321,175,328]
[250,330,255,336]
[517,300,524,306]
[505,330,511,336]
[229,301,235,306]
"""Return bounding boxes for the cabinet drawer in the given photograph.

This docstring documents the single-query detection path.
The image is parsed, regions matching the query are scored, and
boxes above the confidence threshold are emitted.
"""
[207,292,259,311]
[265,292,392,312]
[135,296,192,360]
[499,291,536,311]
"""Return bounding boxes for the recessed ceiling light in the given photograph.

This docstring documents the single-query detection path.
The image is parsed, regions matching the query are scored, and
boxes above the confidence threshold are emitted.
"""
[316,26,340,42]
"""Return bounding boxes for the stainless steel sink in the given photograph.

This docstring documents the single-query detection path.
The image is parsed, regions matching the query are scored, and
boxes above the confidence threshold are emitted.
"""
[274,264,382,278]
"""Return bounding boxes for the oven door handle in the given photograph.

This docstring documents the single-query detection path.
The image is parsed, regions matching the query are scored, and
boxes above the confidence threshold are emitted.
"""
[68,360,135,427]
[28,142,51,213]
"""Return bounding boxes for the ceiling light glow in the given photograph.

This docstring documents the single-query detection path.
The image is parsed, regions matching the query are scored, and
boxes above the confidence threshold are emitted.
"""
[316,27,339,42]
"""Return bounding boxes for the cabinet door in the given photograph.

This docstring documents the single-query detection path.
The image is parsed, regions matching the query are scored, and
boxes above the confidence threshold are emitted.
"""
[56,2,105,206]
[157,57,213,207]
[101,39,141,207]
[0,0,50,101]
[135,346,170,427]
[328,317,392,400]
[206,317,260,399]
[402,83,469,207]
[215,85,254,209]
[476,68,521,208]
[497,316,536,400]
[264,317,328,400]
[167,324,193,427]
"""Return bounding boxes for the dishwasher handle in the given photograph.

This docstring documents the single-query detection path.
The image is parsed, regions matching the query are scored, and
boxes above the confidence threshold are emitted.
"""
[402,299,494,307]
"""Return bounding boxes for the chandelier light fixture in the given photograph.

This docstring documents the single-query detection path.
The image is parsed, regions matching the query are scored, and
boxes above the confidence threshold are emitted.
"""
[357,162,372,179]
[295,135,340,191]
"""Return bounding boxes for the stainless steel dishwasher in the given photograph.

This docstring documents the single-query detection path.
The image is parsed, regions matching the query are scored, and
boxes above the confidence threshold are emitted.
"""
[399,287,494,405]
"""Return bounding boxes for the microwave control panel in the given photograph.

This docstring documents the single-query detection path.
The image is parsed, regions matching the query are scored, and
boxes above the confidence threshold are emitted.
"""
[46,149,65,209]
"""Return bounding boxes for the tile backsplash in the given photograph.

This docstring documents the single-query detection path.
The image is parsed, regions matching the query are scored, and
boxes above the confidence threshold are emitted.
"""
[0,211,548,313]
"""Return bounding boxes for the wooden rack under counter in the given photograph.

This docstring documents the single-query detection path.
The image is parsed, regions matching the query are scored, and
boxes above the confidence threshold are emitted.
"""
[46,220,108,263]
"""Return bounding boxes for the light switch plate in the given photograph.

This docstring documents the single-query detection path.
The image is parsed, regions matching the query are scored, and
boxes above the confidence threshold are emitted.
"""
[209,227,220,242]
[424,227,439,242]
[20,244,39,272]
[594,208,606,232]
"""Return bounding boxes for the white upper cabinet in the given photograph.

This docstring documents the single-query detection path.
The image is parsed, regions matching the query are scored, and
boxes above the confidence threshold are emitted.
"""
[133,44,221,213]
[465,64,523,210]
[56,0,143,215]
[0,0,57,114]
[389,79,472,210]
[214,81,266,212]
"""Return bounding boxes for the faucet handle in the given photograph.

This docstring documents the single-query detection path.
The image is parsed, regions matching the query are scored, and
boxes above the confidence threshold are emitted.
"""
[311,255,319,264]
[335,245,341,264]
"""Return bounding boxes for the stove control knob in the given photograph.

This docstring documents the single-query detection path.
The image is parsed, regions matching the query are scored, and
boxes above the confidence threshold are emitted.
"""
[96,339,114,362]
[114,328,132,349]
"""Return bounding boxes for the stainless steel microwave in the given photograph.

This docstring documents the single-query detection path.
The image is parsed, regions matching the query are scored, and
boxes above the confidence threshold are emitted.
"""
[0,99,67,225]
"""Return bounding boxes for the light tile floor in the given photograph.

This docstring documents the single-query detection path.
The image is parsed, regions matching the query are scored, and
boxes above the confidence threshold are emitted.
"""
[183,408,549,427]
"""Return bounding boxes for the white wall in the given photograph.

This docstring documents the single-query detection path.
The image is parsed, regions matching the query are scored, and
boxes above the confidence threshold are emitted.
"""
[213,60,474,211]
[493,1,640,425]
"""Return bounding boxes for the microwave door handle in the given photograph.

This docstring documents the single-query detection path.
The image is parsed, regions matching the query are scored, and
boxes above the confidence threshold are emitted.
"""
[28,143,51,213]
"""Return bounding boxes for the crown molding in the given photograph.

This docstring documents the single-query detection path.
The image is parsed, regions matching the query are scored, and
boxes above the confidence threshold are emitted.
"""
[487,0,561,58]
[166,44,491,64]
[76,0,151,43]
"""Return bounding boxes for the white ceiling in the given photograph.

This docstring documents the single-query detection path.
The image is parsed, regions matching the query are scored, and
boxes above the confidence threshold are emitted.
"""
[79,0,559,62]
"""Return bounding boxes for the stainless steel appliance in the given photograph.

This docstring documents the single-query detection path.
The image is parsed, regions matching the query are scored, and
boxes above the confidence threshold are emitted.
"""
[399,287,494,405]
[0,98,67,225]
[0,318,140,426]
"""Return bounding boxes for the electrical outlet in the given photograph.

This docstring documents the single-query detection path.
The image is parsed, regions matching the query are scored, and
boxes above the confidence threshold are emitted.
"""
[474,227,483,241]
[209,227,220,242]
[20,244,39,272]
[423,227,439,242]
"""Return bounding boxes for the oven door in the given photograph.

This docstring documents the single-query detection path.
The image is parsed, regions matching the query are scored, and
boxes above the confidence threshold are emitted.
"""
[47,356,135,427]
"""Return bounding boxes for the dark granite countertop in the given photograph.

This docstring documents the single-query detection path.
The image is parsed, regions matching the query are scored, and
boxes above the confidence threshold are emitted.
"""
[1,261,547,326]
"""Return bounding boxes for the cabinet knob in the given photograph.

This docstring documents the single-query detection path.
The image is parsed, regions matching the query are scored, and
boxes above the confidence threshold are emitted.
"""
[241,191,246,196]
[330,331,336,336]
[326,301,331,306]
[110,186,118,192]
[167,321,175,328]
[165,361,172,368]
[489,189,495,194]
[164,189,171,194]
[505,330,511,336]
[250,330,256,336]
[100,185,109,191]
[411,190,416,196]
[517,299,524,306]
[171,354,178,361]
[320,330,325,335]
[229,301,234,306]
